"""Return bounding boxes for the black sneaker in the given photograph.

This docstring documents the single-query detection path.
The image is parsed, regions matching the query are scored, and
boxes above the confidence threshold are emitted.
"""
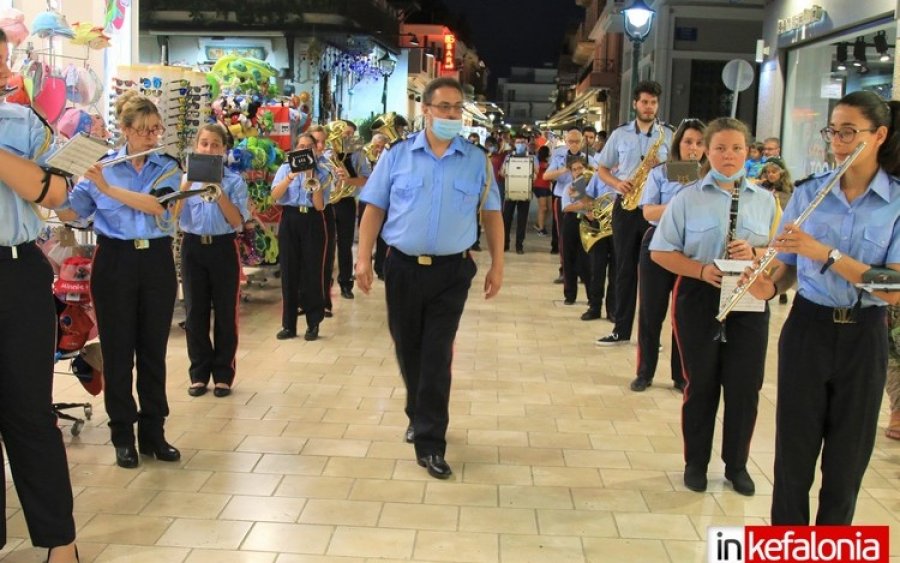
[630,377,651,392]
[595,333,627,346]
[580,309,601,321]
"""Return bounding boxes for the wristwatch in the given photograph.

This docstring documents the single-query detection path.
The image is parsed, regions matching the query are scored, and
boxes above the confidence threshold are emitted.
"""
[820,248,843,274]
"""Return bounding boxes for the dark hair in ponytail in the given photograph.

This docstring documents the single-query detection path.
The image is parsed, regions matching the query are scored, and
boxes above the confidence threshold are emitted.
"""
[836,91,900,176]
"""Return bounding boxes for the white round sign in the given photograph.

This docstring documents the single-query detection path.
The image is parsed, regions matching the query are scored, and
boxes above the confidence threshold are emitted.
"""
[722,59,754,92]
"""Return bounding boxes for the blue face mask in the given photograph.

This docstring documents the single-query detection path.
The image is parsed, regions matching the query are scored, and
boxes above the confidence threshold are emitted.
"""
[514,144,526,155]
[431,117,463,141]
[710,168,744,183]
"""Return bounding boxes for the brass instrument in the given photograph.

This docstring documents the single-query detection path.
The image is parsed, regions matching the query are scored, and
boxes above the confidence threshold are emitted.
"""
[621,123,666,210]
[371,112,408,143]
[715,142,867,324]
[200,184,222,203]
[324,121,355,204]
[579,192,616,252]
[363,141,381,166]
[303,169,324,193]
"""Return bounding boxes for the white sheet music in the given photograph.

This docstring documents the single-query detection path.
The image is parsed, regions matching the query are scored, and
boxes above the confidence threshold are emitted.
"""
[45,134,111,176]
[715,259,766,313]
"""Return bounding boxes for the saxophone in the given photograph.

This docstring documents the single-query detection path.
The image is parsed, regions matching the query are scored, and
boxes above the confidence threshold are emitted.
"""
[621,122,666,210]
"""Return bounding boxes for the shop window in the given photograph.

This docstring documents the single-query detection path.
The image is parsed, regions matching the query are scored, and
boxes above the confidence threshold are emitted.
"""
[782,22,895,180]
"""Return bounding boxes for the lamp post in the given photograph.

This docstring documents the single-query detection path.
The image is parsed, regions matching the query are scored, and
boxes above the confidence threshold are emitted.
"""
[622,0,656,119]
[378,52,397,114]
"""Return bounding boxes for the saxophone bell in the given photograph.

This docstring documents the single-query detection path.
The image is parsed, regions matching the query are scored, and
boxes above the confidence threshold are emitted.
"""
[621,122,666,210]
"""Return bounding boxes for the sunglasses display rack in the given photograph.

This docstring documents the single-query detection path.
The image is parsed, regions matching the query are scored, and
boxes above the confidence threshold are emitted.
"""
[108,66,212,161]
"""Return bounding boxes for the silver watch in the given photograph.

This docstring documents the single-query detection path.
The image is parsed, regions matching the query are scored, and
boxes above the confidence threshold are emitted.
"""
[828,248,843,263]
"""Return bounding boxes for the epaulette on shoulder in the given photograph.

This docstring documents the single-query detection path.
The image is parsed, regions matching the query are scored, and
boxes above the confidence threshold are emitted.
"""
[615,122,630,129]
[661,122,676,132]
[794,170,829,188]
[652,161,667,170]
[158,152,184,170]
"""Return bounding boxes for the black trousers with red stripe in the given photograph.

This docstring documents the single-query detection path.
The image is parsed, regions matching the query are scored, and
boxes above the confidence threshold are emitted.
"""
[771,296,887,525]
[611,203,649,340]
[384,249,476,459]
[673,277,768,472]
[332,197,357,289]
[279,206,327,332]
[590,236,616,318]
[322,204,337,310]
[181,233,241,386]
[551,194,561,255]
[0,243,75,548]
[92,236,177,447]
[561,212,587,302]
[636,226,683,384]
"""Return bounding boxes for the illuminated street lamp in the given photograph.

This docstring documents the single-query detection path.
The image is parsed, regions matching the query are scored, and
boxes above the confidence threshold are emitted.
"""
[622,0,655,119]
[378,52,397,114]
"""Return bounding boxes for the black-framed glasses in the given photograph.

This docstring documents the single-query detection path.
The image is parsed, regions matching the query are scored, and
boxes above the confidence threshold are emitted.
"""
[426,103,465,114]
[820,126,878,143]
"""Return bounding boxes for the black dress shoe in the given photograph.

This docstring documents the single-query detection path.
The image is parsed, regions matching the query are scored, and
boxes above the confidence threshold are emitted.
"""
[340,288,354,299]
[581,309,602,321]
[138,439,181,462]
[115,446,139,468]
[304,325,319,341]
[725,468,756,496]
[188,384,208,397]
[276,328,296,340]
[516,248,524,255]
[213,386,232,397]
[324,309,333,318]
[630,377,652,392]
[418,454,452,479]
[404,425,414,443]
[563,299,575,305]
[684,465,707,492]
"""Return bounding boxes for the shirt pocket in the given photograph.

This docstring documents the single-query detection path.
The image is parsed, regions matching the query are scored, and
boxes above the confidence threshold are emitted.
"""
[453,178,482,213]
[858,225,891,265]
[95,193,126,233]
[617,138,637,165]
[740,220,771,247]
[684,215,720,258]
[391,176,421,212]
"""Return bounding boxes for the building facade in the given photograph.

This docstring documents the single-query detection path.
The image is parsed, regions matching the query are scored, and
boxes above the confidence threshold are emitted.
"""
[496,66,557,128]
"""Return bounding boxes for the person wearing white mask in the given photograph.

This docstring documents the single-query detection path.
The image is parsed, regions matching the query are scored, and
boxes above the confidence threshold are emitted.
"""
[355,77,504,480]
[500,133,538,254]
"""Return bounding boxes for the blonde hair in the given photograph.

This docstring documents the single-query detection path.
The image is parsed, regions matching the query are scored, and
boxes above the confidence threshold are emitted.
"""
[194,123,230,148]
[114,91,160,129]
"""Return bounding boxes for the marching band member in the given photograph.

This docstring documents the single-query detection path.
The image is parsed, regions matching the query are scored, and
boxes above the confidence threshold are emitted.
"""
[357,133,390,278]
[0,30,78,561]
[631,118,706,392]
[500,133,538,254]
[272,132,332,341]
[745,91,900,524]
[64,91,182,469]
[650,117,775,496]
[597,81,673,346]
[332,120,367,299]
[180,124,250,397]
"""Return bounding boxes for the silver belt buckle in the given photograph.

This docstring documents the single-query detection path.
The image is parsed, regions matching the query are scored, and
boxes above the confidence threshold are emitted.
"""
[11,245,17,259]
[417,256,432,266]
[298,206,308,214]
[134,239,150,250]
[200,235,213,245]
[833,307,855,324]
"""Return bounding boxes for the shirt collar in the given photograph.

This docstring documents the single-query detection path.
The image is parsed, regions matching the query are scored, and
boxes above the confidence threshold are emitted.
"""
[830,168,892,202]
[411,130,465,158]
[632,119,657,136]
[699,172,764,196]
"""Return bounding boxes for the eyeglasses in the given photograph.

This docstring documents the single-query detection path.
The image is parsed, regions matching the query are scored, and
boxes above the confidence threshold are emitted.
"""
[427,103,465,114]
[171,86,209,95]
[819,126,878,143]
[140,88,163,97]
[129,125,165,137]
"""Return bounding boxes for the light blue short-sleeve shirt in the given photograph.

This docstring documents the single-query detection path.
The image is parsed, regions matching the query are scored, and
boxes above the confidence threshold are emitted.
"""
[640,164,694,226]
[777,169,900,308]
[597,120,673,180]
[179,168,251,235]
[359,131,501,256]
[68,147,182,240]
[272,159,332,208]
[650,173,776,263]
[0,104,55,246]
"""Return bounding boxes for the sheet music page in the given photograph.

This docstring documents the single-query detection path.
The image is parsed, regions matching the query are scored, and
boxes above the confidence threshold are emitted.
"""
[45,134,112,176]
[715,259,766,313]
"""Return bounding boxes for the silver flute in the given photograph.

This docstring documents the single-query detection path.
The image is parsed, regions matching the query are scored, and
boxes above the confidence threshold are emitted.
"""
[100,145,169,167]
[715,141,867,323]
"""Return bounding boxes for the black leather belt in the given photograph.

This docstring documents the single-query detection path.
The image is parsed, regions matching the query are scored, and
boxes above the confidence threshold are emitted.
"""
[97,235,171,250]
[0,240,38,260]
[794,294,884,325]
[389,247,468,266]
[183,232,236,245]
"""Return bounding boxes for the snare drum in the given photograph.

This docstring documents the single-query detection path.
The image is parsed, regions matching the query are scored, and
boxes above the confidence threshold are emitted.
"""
[504,156,534,201]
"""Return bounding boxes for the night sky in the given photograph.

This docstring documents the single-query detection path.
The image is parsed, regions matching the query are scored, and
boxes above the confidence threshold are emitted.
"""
[438,0,585,78]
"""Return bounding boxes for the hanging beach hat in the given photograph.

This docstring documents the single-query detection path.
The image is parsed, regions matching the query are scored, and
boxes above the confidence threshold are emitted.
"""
[71,22,110,49]
[31,9,75,39]
[33,71,67,124]
[57,108,93,140]
[0,8,29,46]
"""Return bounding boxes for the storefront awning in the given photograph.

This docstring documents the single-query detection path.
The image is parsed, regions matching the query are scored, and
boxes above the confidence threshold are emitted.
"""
[544,88,598,130]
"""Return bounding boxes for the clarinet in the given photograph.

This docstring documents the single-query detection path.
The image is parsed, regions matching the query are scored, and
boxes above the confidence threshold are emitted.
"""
[716,141,867,324]
[714,179,743,342]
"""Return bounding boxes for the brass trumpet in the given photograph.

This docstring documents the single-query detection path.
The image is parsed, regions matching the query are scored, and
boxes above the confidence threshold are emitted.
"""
[199,184,222,203]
